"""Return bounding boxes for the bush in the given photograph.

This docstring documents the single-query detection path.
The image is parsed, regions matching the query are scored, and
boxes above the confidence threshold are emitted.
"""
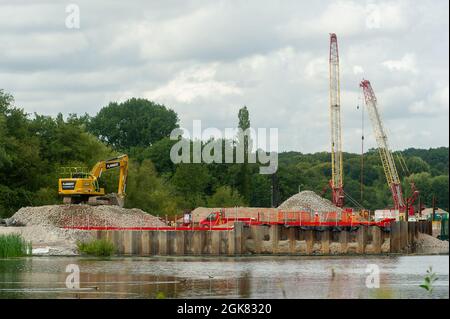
[77,239,116,257]
[0,234,32,258]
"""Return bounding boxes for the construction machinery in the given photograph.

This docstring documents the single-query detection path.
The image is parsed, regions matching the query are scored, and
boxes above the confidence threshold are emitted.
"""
[328,33,344,207]
[58,154,129,207]
[360,80,419,218]
[199,210,257,228]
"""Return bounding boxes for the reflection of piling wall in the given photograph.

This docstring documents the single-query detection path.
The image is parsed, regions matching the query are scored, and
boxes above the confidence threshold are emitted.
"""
[96,221,431,256]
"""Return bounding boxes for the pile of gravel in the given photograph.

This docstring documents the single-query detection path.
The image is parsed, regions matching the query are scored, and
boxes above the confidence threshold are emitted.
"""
[416,233,449,254]
[278,190,342,213]
[11,205,167,228]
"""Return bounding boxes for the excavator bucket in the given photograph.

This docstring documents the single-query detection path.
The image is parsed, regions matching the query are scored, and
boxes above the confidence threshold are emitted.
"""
[87,193,124,207]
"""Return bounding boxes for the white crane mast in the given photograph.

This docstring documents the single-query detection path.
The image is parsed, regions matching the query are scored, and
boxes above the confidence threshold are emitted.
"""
[329,33,344,207]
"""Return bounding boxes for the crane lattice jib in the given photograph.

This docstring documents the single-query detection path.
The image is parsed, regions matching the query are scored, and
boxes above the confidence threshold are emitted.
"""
[329,33,344,207]
[360,80,405,210]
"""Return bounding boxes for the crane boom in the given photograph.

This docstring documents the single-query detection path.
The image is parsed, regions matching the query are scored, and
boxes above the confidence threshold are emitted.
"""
[360,80,405,211]
[329,33,344,207]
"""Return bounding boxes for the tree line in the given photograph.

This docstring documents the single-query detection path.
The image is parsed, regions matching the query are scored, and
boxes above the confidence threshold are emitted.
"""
[1,89,448,218]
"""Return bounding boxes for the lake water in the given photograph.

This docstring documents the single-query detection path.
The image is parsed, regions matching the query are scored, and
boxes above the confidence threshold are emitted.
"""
[0,255,448,299]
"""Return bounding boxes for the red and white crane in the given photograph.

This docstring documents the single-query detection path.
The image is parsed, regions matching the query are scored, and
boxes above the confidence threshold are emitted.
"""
[360,79,418,216]
[329,33,344,207]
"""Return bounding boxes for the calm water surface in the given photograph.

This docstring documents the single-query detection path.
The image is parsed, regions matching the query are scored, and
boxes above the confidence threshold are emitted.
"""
[0,255,448,299]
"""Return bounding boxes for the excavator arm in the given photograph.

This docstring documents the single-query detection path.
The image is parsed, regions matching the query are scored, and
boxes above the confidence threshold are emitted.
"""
[89,155,129,196]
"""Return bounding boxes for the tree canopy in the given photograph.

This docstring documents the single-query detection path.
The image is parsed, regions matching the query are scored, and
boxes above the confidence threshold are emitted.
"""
[1,89,448,218]
[88,98,179,151]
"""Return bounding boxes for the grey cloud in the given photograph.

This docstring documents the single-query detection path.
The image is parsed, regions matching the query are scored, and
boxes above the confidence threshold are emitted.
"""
[0,0,448,152]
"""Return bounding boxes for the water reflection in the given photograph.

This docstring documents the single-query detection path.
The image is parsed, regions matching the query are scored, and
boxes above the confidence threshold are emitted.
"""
[0,255,448,299]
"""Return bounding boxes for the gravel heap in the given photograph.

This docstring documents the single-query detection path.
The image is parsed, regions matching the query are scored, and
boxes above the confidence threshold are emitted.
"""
[11,204,167,228]
[2,204,168,256]
[278,190,343,213]
[415,233,449,254]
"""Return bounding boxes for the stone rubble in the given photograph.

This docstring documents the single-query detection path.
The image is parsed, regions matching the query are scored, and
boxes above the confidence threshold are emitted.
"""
[278,190,343,213]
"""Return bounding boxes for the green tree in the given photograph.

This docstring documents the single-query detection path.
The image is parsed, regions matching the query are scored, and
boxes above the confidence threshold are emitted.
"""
[207,186,246,207]
[88,98,178,151]
[171,164,211,208]
[140,137,178,175]
[249,174,271,207]
[125,160,181,216]
[405,156,431,174]
[431,175,449,211]
[237,106,251,202]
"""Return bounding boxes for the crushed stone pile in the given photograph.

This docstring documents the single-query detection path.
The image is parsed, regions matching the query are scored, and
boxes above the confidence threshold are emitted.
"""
[2,204,167,256]
[415,233,449,254]
[278,190,343,213]
[11,205,167,228]
[189,207,277,223]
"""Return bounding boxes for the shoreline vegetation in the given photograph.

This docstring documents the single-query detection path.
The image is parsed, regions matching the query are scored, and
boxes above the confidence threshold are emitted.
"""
[0,234,32,258]
[77,239,116,257]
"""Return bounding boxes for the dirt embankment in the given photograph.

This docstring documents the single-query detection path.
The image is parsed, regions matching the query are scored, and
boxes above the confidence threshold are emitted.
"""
[0,205,166,256]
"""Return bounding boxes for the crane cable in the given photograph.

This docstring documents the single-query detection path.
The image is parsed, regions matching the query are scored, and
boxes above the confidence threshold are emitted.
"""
[343,189,365,211]
[357,91,365,203]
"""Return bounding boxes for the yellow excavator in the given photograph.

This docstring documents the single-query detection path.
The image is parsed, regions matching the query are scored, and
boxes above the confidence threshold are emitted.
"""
[58,154,129,207]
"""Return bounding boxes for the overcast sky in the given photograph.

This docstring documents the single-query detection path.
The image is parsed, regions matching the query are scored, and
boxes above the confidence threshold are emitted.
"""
[0,0,448,153]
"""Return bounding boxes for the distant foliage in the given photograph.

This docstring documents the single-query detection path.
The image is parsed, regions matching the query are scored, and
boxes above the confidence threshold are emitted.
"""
[207,186,246,207]
[125,160,181,216]
[0,90,114,217]
[88,98,179,151]
[0,89,448,218]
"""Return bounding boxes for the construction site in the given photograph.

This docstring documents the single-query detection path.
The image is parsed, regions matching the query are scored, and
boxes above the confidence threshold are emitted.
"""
[0,34,448,257]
